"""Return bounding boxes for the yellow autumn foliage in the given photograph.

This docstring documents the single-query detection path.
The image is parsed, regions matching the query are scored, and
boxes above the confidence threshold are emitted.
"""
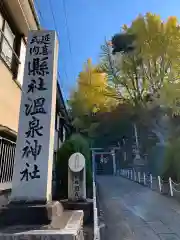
[69,59,117,118]
[102,13,180,112]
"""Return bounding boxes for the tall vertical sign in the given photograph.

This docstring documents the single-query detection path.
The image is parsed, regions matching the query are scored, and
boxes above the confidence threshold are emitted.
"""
[11,31,58,202]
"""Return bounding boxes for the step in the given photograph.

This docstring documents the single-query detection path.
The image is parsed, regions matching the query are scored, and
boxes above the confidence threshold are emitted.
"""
[0,210,84,240]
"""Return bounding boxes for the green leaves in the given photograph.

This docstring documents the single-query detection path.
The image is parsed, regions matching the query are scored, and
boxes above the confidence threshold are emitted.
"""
[100,13,180,116]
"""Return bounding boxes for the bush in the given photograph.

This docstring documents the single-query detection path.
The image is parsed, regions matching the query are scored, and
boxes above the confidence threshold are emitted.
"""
[55,134,92,199]
[162,137,180,182]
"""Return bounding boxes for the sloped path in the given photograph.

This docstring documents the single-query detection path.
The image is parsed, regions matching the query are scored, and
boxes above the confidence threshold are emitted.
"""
[97,175,180,240]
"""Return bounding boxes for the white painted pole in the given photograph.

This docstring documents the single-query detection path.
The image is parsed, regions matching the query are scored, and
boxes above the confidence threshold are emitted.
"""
[150,174,153,188]
[124,152,127,161]
[112,150,116,176]
[143,172,146,185]
[169,177,173,197]
[158,176,162,192]
[134,124,139,150]
[138,172,141,183]
[134,171,137,181]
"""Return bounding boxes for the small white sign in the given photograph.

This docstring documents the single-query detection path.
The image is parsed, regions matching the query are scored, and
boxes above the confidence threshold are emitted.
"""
[68,153,85,172]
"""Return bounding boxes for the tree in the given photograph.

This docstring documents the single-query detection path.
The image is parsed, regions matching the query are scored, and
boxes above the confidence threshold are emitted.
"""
[100,13,180,111]
[98,13,180,170]
[68,59,117,134]
[93,103,133,148]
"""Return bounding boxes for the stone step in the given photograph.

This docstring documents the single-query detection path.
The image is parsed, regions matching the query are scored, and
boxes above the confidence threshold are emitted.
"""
[60,199,93,224]
[0,210,84,240]
[0,201,64,226]
[0,190,10,208]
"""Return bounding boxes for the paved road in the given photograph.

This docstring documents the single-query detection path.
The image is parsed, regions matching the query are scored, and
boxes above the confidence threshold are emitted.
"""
[97,176,180,240]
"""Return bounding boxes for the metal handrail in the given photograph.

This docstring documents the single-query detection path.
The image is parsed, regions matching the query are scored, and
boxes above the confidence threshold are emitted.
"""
[0,137,16,189]
[0,29,21,64]
[92,150,100,240]
[0,136,16,145]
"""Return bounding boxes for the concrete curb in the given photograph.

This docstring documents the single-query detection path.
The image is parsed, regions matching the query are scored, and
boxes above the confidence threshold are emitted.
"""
[95,183,106,240]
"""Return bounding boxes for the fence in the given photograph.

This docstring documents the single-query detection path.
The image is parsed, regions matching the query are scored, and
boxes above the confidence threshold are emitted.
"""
[0,137,16,191]
[92,153,100,240]
[119,169,180,199]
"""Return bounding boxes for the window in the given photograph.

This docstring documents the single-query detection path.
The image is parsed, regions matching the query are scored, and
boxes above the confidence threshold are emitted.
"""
[0,11,20,76]
[55,114,60,131]
[63,127,66,142]
[1,21,15,67]
[17,39,26,85]
[0,13,3,30]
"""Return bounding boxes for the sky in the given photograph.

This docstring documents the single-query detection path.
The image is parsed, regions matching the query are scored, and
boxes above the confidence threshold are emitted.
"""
[34,0,180,99]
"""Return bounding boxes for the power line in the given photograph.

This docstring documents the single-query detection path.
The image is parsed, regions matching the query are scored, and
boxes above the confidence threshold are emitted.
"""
[34,0,73,96]
[34,0,44,25]
[48,0,71,95]
[48,0,60,39]
[62,0,75,80]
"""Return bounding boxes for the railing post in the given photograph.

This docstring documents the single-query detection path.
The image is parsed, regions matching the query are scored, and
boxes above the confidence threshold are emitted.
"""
[169,177,173,197]
[131,170,133,180]
[143,172,146,185]
[138,172,141,183]
[150,174,153,188]
[0,138,4,183]
[112,150,116,176]
[158,176,162,192]
[134,171,137,181]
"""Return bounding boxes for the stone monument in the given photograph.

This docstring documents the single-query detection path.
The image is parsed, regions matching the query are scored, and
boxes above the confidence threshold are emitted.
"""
[10,30,58,203]
[60,152,92,225]
[0,30,84,239]
[68,153,86,201]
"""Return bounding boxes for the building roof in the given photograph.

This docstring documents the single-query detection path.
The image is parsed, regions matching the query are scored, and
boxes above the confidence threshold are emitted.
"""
[28,0,41,30]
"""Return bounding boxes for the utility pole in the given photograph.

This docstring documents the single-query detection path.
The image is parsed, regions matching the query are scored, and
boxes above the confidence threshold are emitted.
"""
[111,144,121,175]
[133,123,141,164]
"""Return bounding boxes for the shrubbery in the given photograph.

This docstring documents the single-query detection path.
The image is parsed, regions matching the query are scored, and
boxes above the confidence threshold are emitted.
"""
[162,137,180,182]
[55,133,92,199]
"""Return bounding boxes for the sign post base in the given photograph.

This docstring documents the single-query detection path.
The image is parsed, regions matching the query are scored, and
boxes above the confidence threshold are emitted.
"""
[0,201,63,226]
